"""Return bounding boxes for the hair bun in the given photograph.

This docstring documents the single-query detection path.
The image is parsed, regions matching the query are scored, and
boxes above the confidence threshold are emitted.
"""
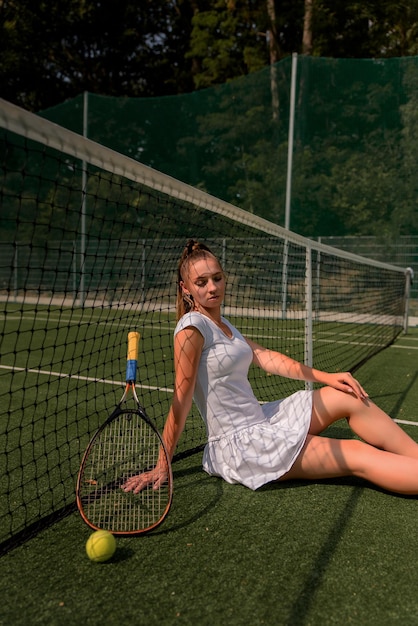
[186,239,197,255]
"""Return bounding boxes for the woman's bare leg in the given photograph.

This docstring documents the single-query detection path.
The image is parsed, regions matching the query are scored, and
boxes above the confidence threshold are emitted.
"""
[281,434,418,495]
[310,387,418,459]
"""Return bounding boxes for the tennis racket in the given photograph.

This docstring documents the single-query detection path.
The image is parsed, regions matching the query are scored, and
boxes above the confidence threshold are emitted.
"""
[76,331,173,535]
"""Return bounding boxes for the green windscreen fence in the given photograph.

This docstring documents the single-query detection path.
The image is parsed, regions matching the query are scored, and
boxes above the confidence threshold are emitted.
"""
[38,56,418,247]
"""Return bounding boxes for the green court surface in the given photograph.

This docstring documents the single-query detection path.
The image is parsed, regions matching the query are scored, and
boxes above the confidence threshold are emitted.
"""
[1,327,417,625]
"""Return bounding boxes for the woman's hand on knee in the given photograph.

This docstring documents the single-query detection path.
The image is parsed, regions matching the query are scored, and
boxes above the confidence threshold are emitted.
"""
[323,372,369,400]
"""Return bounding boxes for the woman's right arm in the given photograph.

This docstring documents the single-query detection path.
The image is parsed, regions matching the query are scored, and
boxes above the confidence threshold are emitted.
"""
[161,326,203,461]
[122,326,203,493]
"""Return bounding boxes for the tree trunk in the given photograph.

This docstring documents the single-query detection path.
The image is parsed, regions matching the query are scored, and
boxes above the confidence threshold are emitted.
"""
[302,0,314,55]
[266,0,279,120]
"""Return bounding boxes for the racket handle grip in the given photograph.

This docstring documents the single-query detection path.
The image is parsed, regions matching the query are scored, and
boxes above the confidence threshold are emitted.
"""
[126,331,140,381]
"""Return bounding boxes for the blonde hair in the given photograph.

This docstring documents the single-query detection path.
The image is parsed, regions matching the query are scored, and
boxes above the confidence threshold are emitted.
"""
[176,239,222,320]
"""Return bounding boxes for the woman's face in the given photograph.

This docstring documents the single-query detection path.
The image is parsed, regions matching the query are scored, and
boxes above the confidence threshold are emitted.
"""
[181,255,226,312]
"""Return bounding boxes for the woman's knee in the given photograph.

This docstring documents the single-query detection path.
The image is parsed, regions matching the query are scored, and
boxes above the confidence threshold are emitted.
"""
[310,387,348,432]
[311,387,366,433]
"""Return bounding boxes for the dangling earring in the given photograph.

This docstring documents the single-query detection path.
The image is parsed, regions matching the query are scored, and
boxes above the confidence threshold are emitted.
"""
[183,292,194,310]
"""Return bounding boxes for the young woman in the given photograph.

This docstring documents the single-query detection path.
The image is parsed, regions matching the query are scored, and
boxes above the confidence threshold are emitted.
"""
[122,239,418,495]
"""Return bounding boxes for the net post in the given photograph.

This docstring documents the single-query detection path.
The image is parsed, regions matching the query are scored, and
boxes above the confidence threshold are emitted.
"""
[281,238,289,319]
[72,240,77,302]
[403,267,414,334]
[79,91,89,307]
[221,238,227,316]
[315,237,321,319]
[305,243,313,390]
[13,244,18,302]
[140,239,146,304]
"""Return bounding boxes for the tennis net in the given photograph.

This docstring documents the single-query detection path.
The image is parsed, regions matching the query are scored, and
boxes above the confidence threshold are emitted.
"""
[0,98,411,553]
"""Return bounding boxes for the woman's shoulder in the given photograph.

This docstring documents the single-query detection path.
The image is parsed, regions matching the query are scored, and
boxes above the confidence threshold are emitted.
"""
[174,311,208,336]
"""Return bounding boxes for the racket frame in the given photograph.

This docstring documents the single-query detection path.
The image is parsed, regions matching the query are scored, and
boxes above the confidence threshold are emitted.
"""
[76,332,173,535]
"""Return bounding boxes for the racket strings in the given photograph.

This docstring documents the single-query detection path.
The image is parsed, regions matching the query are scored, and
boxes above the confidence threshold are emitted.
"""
[79,412,170,533]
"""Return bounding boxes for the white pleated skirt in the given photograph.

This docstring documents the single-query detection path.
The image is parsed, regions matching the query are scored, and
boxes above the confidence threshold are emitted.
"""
[202,390,313,490]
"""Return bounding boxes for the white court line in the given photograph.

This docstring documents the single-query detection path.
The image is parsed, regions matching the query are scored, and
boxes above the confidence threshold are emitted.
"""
[2,365,417,433]
[3,316,414,348]
[6,313,413,339]
[0,364,174,394]
[1,365,416,426]
[2,314,142,328]
[394,419,418,427]
[4,312,415,346]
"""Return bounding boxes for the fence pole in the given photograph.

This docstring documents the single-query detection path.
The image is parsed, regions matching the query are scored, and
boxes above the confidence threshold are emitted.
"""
[282,53,297,321]
[285,52,297,232]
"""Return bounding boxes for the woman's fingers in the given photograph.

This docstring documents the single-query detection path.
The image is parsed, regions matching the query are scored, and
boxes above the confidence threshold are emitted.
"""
[339,373,368,399]
[121,469,168,494]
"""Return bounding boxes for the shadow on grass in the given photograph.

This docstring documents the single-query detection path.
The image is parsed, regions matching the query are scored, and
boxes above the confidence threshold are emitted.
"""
[360,370,418,421]
[385,371,418,420]
[261,474,416,623]
[286,485,363,624]
[148,462,224,536]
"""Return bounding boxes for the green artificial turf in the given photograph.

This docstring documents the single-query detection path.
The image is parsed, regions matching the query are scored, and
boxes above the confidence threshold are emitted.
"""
[1,328,417,626]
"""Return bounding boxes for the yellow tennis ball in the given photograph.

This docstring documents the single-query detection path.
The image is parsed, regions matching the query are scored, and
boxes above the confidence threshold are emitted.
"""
[85,530,116,563]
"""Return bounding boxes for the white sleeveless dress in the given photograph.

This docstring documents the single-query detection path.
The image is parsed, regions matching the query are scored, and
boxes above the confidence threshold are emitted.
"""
[174,312,312,490]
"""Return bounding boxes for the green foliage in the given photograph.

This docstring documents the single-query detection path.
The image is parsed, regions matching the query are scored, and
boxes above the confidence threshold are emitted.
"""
[311,0,418,58]
[3,2,418,238]
[186,0,269,89]
[0,0,196,110]
[4,0,418,113]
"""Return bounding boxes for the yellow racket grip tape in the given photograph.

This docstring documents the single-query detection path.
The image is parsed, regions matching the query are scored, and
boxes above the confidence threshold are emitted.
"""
[127,331,140,361]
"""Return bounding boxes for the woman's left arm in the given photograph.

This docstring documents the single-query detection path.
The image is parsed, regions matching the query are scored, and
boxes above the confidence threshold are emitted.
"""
[246,338,368,399]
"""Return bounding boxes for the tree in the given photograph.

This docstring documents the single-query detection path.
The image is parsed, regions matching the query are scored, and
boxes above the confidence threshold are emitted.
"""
[3,1,418,112]
[0,0,196,111]
[308,0,418,58]
[186,0,269,89]
[2,0,418,240]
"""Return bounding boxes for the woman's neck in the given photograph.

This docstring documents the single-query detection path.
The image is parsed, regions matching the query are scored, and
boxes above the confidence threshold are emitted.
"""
[194,305,222,326]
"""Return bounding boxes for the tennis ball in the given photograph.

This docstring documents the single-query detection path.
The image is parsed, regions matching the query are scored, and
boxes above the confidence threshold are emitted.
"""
[85,530,116,563]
